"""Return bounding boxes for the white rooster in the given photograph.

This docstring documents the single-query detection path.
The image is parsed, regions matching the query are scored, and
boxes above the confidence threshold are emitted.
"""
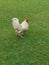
[12,18,29,38]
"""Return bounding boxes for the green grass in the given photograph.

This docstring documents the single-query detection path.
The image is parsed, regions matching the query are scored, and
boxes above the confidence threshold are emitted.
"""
[0,0,49,65]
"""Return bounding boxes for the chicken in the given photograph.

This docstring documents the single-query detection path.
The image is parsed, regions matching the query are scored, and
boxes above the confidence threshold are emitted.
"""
[12,18,29,38]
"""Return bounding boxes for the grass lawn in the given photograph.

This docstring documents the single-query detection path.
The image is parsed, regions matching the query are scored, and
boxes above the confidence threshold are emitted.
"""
[0,0,49,65]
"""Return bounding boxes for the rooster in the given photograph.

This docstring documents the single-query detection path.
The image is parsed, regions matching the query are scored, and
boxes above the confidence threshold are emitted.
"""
[12,18,29,38]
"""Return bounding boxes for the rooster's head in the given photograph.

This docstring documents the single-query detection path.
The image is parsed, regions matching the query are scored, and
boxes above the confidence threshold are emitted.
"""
[25,18,29,23]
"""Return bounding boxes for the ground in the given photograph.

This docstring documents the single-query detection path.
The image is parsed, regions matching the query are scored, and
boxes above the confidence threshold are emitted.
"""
[0,0,49,65]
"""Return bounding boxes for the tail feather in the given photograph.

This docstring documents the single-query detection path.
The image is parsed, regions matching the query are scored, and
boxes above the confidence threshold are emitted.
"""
[12,18,20,29]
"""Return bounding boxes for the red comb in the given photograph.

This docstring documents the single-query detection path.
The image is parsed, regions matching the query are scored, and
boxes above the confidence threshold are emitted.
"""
[26,18,29,23]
